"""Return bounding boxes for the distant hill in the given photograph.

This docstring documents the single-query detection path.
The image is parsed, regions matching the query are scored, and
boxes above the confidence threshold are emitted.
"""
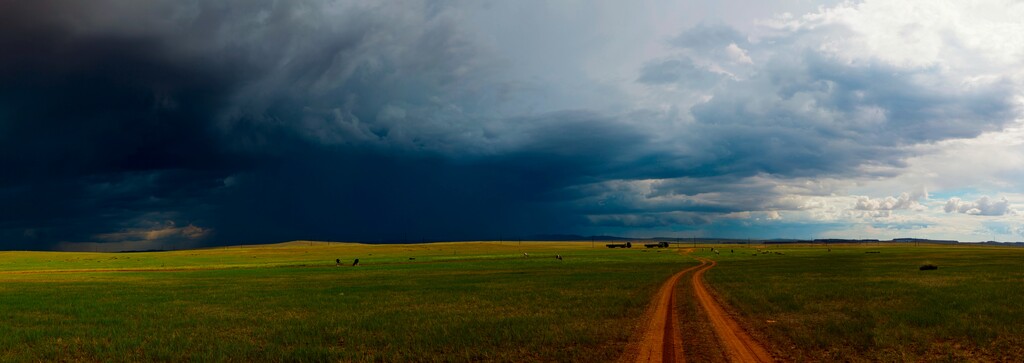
[892,238,959,244]
[526,234,631,241]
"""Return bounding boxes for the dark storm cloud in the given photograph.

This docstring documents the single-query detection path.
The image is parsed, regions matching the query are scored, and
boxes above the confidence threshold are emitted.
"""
[0,0,493,248]
[586,212,712,228]
[1,2,1021,248]
[680,47,1017,178]
[208,146,581,243]
[205,110,660,243]
[0,2,254,249]
[561,174,837,229]
[576,22,1020,230]
[0,18,240,180]
[0,1,646,248]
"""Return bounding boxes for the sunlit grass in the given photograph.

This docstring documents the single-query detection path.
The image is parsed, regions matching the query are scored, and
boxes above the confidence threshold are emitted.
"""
[0,242,695,362]
[700,243,1024,362]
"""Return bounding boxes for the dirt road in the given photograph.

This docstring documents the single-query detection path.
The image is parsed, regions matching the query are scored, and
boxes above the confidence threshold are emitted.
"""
[691,257,774,362]
[622,253,773,363]
[622,259,707,363]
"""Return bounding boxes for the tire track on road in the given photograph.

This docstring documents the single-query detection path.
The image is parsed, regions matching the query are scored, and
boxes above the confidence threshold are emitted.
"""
[622,252,705,363]
[691,257,774,362]
[622,251,774,363]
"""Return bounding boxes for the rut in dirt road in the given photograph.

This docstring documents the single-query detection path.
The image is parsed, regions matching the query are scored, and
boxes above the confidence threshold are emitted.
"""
[621,252,774,363]
[691,257,774,363]
[622,259,707,363]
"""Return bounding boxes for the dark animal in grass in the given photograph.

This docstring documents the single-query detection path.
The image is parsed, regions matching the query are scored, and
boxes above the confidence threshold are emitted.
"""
[352,258,359,266]
[336,258,340,266]
[409,257,416,260]
[920,264,938,271]
[556,254,563,261]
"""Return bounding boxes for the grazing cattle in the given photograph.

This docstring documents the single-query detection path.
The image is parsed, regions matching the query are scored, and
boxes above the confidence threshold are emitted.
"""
[335,258,340,266]
[556,254,563,261]
[352,258,360,266]
[523,252,529,258]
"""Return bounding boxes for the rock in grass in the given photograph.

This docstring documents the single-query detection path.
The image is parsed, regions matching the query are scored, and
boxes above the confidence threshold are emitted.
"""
[919,264,938,271]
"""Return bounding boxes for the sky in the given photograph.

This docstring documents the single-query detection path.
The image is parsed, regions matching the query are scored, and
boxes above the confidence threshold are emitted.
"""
[2,0,1024,250]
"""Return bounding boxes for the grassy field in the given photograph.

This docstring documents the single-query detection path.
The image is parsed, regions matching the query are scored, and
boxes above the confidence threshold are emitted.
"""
[7,241,1021,362]
[699,243,1024,362]
[0,242,695,362]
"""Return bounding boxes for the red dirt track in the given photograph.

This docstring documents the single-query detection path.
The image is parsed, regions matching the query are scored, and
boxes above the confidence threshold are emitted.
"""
[623,259,706,363]
[691,257,774,362]
[622,251,773,363]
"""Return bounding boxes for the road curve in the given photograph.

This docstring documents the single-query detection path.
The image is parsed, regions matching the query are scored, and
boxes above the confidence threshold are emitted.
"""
[691,257,774,363]
[622,257,707,363]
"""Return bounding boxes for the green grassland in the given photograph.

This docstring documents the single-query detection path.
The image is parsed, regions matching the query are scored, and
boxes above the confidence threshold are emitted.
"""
[699,243,1024,362]
[7,241,1023,362]
[0,242,695,362]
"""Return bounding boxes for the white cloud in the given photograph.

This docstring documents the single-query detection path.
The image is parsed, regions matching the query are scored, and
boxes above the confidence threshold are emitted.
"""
[764,0,1024,74]
[854,190,927,211]
[581,1,1024,240]
[885,121,1024,192]
[724,43,753,64]
[944,196,1015,216]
